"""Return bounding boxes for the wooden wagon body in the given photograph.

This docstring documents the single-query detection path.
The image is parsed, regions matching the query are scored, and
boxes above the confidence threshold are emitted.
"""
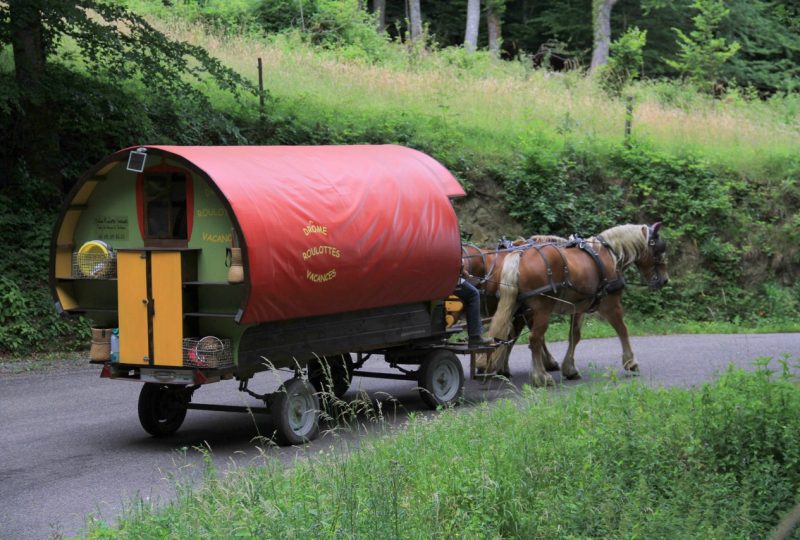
[50,145,479,444]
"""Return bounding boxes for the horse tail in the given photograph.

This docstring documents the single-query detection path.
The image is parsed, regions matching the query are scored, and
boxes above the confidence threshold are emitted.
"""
[488,251,521,341]
[485,251,521,373]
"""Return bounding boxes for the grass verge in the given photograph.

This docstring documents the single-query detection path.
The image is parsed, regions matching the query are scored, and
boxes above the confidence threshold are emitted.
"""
[82,362,800,539]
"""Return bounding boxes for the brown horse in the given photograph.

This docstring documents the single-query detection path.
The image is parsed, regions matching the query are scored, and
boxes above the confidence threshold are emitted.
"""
[486,223,668,386]
[461,237,567,376]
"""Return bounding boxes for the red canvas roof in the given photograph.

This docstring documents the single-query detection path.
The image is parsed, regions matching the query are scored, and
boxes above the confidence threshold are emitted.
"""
[147,145,466,324]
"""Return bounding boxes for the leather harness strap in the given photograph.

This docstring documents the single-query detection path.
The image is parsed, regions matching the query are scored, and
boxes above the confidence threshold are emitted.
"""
[516,236,625,311]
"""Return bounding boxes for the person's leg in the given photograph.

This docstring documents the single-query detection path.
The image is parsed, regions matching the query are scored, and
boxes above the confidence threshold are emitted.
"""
[454,280,483,339]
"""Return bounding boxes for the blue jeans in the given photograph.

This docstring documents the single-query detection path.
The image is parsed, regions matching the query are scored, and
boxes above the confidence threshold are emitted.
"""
[454,280,483,338]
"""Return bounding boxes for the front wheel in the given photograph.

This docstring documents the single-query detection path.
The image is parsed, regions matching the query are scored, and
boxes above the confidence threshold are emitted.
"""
[137,383,190,437]
[272,378,320,446]
[418,350,464,409]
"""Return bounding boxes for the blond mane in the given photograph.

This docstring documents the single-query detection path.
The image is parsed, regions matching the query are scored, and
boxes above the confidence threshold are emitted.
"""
[592,224,651,269]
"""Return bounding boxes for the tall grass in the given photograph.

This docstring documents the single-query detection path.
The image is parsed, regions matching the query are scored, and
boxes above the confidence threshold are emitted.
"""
[84,363,800,539]
[134,14,800,178]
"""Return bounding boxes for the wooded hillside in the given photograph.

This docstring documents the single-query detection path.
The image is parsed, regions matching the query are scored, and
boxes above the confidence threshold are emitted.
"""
[0,0,799,353]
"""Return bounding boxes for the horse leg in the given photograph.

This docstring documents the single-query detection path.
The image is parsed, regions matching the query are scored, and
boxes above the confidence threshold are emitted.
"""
[518,310,558,371]
[542,343,559,371]
[495,315,525,378]
[528,310,555,387]
[598,297,638,372]
[561,313,584,380]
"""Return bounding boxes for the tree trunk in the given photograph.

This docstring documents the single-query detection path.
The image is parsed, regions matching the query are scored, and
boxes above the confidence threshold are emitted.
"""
[372,0,386,32]
[408,0,422,41]
[591,0,619,72]
[464,0,481,53]
[487,8,502,57]
[9,0,62,190]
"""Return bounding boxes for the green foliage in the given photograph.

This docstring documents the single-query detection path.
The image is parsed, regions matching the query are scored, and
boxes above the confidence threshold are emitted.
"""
[501,136,800,323]
[0,1,253,97]
[307,0,390,62]
[666,0,741,92]
[503,134,626,235]
[599,25,647,96]
[0,173,89,353]
[692,362,800,529]
[720,0,800,93]
[255,0,318,33]
[83,366,800,538]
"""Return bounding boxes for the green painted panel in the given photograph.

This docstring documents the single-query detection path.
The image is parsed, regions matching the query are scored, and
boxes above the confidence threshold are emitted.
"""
[74,167,141,250]
[189,178,235,283]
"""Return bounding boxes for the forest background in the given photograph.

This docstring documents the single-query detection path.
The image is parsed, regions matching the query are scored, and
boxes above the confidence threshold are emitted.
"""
[1,0,799,354]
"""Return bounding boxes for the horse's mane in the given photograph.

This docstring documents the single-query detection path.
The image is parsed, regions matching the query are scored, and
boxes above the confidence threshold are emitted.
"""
[592,224,649,269]
[529,234,567,245]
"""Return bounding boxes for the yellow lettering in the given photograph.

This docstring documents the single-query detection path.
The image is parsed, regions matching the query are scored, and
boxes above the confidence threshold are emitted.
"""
[196,208,226,218]
[301,245,342,261]
[201,232,232,243]
[302,221,328,237]
[305,269,337,283]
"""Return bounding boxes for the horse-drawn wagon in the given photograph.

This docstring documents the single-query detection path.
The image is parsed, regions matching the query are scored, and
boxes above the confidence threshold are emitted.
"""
[49,144,482,444]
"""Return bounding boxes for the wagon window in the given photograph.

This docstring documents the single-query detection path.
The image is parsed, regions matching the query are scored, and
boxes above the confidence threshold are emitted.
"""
[144,172,188,240]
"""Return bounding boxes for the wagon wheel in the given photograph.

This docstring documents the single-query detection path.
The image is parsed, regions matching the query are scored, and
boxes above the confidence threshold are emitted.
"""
[137,383,190,437]
[418,349,464,409]
[272,378,320,446]
[307,354,352,399]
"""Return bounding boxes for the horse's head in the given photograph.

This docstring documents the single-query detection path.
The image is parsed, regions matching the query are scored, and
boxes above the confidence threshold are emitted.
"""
[636,222,668,289]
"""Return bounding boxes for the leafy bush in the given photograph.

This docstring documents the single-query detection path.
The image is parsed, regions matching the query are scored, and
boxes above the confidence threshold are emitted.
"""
[306,0,390,62]
[0,173,89,353]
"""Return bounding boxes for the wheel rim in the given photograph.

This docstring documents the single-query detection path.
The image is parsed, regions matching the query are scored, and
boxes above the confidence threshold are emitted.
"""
[287,389,316,435]
[431,361,460,402]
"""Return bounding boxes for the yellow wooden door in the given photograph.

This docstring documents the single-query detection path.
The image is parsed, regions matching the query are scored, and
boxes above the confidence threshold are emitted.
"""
[117,251,149,365]
[151,252,183,367]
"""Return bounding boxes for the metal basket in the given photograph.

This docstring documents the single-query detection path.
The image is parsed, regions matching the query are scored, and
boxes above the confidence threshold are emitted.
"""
[183,337,233,369]
[72,251,117,279]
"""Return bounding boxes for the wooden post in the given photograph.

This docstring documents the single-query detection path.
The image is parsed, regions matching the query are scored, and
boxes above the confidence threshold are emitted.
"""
[258,57,265,122]
[624,95,633,146]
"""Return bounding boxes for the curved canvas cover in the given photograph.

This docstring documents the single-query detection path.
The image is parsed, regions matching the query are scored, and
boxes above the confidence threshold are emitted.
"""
[149,145,465,324]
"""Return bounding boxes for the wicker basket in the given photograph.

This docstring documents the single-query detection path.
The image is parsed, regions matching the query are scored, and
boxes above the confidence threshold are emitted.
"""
[90,328,112,361]
[183,337,233,369]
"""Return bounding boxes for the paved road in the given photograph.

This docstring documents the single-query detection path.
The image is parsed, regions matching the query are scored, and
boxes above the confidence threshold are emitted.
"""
[1,333,798,539]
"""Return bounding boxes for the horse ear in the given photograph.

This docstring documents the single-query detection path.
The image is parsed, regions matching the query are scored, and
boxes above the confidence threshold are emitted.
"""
[652,222,662,235]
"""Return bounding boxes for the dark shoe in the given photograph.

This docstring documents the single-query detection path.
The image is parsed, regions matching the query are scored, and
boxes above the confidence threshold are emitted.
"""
[468,335,495,347]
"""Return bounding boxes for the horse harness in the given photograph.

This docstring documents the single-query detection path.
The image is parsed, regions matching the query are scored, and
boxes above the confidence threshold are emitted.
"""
[516,235,626,312]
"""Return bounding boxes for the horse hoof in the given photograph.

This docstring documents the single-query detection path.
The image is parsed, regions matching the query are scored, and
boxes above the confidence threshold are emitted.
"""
[624,361,639,372]
[563,370,581,381]
[532,374,555,387]
[497,370,512,379]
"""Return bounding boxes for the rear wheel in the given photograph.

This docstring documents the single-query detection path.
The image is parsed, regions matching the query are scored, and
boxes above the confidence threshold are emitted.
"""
[137,383,190,437]
[273,378,320,446]
[307,354,352,399]
[418,350,464,409]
